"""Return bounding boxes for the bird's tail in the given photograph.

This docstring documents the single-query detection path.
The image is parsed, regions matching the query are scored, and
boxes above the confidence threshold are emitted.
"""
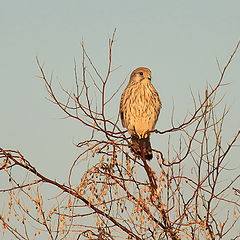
[130,135,153,160]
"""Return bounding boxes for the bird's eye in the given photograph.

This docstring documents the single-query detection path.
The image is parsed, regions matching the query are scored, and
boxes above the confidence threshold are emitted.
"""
[139,72,143,75]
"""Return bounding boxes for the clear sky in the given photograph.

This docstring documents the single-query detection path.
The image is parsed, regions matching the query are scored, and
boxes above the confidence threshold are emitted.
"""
[1,0,240,200]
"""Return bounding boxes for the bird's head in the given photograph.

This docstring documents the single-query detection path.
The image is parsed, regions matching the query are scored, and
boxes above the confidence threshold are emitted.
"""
[130,67,152,83]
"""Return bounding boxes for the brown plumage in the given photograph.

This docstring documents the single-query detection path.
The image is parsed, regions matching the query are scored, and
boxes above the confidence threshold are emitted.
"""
[120,67,161,160]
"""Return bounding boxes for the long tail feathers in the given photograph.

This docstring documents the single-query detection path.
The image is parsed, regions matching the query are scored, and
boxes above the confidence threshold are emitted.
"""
[130,135,153,160]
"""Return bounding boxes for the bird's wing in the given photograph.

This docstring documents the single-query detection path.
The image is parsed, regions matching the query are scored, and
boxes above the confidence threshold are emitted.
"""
[119,90,127,128]
[155,91,162,118]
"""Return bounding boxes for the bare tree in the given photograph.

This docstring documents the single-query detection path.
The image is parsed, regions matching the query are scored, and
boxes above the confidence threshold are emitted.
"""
[1,32,240,240]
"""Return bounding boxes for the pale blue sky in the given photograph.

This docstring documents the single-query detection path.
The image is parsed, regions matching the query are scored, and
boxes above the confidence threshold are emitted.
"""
[1,0,240,192]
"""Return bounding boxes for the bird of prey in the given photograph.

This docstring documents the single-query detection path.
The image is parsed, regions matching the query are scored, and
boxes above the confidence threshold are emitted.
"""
[120,67,161,160]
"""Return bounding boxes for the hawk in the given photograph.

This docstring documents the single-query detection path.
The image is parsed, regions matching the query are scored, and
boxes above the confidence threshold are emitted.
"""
[120,67,161,160]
